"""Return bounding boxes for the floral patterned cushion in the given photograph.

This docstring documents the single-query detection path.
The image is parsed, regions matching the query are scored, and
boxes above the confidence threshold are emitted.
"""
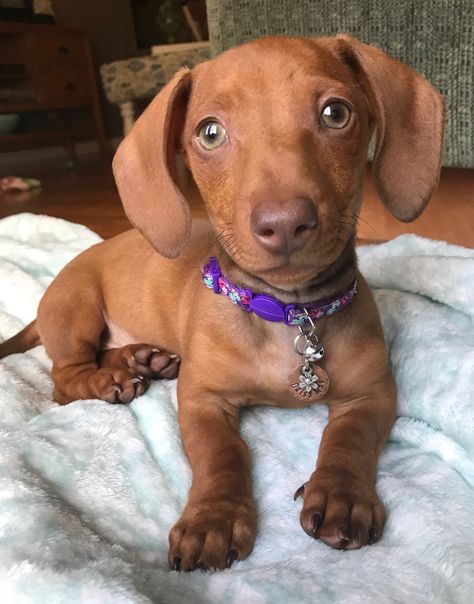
[100,47,211,105]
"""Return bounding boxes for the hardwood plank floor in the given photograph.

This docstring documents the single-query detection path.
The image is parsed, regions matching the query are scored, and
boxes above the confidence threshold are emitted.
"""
[360,164,474,246]
[1,155,473,247]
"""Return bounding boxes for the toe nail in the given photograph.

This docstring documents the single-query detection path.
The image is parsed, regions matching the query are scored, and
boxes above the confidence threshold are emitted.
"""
[369,527,378,545]
[112,382,122,393]
[293,484,305,501]
[337,526,351,545]
[312,513,322,533]
[226,549,238,568]
[172,556,181,572]
[130,376,144,383]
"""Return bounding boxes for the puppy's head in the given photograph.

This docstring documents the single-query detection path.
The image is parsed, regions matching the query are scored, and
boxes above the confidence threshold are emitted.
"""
[113,36,444,289]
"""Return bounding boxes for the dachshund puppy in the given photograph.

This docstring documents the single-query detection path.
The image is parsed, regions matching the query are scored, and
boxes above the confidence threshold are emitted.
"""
[0,36,444,571]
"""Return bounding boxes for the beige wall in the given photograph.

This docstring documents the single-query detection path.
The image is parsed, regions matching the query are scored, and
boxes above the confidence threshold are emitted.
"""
[54,0,139,137]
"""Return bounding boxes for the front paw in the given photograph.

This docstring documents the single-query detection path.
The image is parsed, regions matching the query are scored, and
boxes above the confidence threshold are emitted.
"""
[168,495,257,571]
[295,471,385,550]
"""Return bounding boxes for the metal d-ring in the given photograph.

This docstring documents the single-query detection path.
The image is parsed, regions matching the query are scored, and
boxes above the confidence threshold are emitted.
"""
[297,308,316,333]
[294,308,321,356]
[293,330,319,356]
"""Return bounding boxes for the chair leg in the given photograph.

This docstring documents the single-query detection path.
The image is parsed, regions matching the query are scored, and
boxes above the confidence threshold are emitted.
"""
[120,101,135,136]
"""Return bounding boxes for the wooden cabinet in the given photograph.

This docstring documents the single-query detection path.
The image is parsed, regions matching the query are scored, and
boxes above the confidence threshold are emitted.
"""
[0,21,107,161]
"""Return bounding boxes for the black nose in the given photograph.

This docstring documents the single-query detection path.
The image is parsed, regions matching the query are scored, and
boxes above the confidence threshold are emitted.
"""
[250,198,318,255]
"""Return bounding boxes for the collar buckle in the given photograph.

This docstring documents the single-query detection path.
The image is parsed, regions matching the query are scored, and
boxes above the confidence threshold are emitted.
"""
[208,257,221,294]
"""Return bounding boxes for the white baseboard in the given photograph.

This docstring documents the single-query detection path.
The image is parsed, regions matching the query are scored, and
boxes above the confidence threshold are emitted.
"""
[0,138,121,171]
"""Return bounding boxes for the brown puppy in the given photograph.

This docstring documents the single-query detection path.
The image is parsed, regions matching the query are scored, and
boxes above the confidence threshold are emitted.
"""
[0,36,444,571]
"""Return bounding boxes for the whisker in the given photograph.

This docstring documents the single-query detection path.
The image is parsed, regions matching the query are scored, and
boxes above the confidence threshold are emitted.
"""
[353,213,377,233]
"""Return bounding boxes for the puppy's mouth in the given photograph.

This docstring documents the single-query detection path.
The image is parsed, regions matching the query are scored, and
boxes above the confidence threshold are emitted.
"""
[257,236,356,289]
[217,231,356,297]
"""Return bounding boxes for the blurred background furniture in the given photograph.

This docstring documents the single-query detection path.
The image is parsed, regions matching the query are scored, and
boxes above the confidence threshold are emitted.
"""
[100,41,210,136]
[206,0,474,168]
[0,21,107,162]
[99,0,210,136]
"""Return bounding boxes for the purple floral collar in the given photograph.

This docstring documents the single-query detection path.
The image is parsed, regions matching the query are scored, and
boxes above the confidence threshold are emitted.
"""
[201,257,357,326]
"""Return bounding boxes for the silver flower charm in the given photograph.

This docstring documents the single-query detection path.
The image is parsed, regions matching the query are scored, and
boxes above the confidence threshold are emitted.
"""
[288,363,330,402]
[298,371,319,393]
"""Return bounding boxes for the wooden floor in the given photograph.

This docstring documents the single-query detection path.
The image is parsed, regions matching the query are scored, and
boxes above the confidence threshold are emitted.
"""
[1,155,473,247]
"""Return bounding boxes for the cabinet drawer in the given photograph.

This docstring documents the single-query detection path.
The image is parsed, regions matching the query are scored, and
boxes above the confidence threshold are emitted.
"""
[36,32,88,70]
[40,67,93,107]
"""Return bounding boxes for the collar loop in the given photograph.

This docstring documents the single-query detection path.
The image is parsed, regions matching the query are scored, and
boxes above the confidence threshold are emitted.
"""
[202,257,357,326]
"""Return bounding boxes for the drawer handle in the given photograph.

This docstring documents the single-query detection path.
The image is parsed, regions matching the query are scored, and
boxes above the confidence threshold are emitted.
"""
[58,45,70,54]
[65,82,76,91]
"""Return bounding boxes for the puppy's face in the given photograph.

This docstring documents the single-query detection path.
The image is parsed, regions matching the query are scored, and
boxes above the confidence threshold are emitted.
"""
[183,38,372,289]
[113,36,443,282]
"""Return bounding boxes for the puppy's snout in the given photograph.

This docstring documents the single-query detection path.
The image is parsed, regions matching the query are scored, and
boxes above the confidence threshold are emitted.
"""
[250,198,318,255]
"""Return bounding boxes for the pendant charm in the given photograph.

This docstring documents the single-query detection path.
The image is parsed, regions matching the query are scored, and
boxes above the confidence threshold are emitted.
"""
[288,362,329,402]
[289,309,329,402]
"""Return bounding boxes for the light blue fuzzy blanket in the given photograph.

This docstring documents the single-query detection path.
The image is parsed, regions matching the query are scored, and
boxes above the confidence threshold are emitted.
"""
[0,213,473,604]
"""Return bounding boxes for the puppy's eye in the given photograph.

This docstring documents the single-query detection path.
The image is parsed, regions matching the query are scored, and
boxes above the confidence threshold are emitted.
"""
[320,102,351,129]
[197,121,227,150]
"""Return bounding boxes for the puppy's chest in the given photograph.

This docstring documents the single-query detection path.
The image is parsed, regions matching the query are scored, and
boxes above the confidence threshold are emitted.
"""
[247,324,327,407]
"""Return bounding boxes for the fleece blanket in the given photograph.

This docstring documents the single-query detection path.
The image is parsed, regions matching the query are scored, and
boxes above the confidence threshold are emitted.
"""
[0,213,473,604]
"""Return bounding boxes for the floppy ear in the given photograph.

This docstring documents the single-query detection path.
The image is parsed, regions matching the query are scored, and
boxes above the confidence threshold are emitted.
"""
[112,69,192,258]
[329,35,445,222]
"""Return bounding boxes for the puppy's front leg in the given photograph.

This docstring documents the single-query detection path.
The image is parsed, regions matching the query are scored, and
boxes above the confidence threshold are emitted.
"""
[168,387,256,571]
[297,375,396,550]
